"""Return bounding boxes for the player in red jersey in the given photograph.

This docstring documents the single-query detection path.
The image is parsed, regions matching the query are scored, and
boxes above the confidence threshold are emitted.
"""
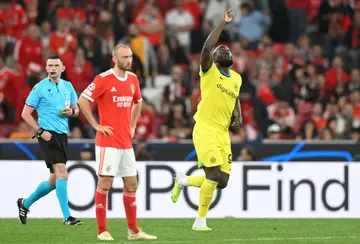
[78,44,157,241]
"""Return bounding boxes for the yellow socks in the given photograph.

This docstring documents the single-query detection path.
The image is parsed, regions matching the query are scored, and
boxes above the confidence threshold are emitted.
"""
[198,179,218,217]
[187,175,205,187]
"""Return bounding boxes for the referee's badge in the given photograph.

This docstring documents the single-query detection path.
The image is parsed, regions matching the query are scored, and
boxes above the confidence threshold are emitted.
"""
[65,99,70,108]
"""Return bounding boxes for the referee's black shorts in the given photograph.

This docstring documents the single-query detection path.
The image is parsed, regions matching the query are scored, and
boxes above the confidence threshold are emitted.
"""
[38,131,68,173]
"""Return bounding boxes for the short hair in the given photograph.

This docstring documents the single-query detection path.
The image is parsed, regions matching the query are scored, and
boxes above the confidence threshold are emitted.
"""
[112,44,131,57]
[46,55,63,63]
[243,146,256,161]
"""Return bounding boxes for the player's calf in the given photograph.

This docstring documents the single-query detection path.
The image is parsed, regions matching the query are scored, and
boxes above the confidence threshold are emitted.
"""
[53,163,81,225]
[192,166,221,230]
[123,176,140,234]
[96,176,113,235]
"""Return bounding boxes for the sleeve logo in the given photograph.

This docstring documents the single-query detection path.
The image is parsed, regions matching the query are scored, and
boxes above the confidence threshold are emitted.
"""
[87,83,95,91]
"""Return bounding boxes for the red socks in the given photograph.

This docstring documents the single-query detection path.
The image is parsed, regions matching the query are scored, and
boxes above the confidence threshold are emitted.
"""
[96,188,139,234]
[95,188,108,234]
[123,189,139,233]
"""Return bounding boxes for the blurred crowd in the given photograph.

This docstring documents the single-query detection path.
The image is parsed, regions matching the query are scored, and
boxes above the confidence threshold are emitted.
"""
[1,0,360,144]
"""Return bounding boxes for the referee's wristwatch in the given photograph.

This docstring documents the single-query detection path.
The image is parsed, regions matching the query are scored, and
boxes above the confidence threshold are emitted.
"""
[36,128,45,138]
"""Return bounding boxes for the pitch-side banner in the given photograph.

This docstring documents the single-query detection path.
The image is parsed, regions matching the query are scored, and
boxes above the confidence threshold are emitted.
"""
[0,161,357,218]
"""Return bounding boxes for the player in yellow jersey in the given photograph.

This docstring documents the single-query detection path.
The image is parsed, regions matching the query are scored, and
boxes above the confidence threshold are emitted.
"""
[171,10,242,231]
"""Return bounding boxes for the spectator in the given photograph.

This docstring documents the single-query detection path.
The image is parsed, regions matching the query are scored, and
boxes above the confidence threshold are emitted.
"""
[323,98,346,134]
[298,120,318,140]
[135,99,156,141]
[324,56,349,92]
[236,146,256,161]
[157,43,175,75]
[166,36,190,65]
[347,68,360,93]
[161,66,190,115]
[14,24,44,77]
[286,0,310,43]
[183,0,203,31]
[165,0,194,51]
[80,144,93,161]
[256,68,277,106]
[311,102,327,130]
[345,12,360,69]
[134,1,164,49]
[135,140,153,161]
[8,121,32,140]
[0,0,28,41]
[120,24,157,85]
[265,124,281,140]
[350,126,360,141]
[40,21,52,48]
[66,47,93,92]
[0,91,13,124]
[48,18,78,67]
[205,0,238,29]
[113,0,131,44]
[167,100,192,140]
[235,2,270,50]
[268,100,296,135]
[25,0,38,24]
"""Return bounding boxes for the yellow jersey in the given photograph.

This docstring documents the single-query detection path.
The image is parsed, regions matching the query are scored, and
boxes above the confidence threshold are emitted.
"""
[194,63,242,131]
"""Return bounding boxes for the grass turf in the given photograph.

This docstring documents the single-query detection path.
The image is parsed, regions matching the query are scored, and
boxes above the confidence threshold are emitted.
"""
[0,219,359,244]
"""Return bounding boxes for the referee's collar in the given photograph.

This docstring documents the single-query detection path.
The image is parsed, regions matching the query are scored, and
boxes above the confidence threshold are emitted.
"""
[48,78,62,84]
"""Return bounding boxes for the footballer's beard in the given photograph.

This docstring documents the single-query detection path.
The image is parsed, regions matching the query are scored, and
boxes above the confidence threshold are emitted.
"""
[217,58,233,68]
[116,61,132,71]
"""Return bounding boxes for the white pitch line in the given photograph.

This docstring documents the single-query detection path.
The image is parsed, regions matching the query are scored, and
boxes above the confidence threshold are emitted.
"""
[122,236,358,244]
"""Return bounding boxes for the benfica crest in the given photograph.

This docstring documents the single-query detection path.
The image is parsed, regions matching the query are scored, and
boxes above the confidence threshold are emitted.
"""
[130,84,135,94]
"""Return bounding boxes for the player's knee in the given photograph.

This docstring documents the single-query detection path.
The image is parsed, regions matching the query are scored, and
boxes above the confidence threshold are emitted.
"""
[217,181,228,189]
[123,176,138,191]
[98,175,113,190]
[218,172,229,189]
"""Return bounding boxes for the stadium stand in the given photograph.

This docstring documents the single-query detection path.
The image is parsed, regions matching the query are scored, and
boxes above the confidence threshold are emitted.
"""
[1,0,360,142]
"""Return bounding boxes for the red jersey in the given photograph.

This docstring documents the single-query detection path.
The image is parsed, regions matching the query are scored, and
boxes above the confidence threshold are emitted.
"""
[135,108,156,140]
[14,37,44,71]
[0,3,27,39]
[81,69,142,149]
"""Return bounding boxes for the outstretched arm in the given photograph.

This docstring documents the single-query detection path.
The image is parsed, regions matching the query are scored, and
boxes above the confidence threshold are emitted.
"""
[200,9,234,72]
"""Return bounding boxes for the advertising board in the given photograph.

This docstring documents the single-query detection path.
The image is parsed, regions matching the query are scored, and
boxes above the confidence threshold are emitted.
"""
[0,161,356,218]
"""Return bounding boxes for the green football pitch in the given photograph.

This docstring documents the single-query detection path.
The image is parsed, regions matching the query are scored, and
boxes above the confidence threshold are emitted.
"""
[0,218,359,244]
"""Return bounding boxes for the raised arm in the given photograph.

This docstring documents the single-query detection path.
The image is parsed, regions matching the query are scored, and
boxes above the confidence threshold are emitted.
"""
[200,10,234,72]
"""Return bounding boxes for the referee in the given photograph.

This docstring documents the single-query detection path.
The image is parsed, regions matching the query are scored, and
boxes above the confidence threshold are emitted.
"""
[17,55,81,226]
